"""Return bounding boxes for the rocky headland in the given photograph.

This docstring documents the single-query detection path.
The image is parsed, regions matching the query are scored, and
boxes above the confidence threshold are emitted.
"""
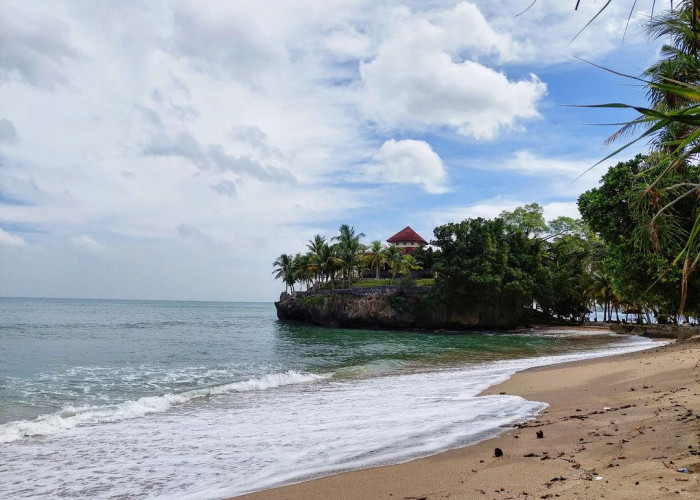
[274,286,572,331]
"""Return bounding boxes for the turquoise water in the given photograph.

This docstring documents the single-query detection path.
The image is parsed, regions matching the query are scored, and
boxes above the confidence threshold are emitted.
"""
[0,298,658,499]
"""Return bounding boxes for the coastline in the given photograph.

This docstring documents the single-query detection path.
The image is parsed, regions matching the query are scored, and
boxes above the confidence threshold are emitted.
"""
[231,337,699,500]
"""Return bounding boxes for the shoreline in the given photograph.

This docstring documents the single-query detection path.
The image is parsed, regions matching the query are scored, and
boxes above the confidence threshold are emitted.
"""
[231,338,699,500]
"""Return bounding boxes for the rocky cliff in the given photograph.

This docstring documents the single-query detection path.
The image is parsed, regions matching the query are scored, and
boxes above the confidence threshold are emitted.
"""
[274,287,530,330]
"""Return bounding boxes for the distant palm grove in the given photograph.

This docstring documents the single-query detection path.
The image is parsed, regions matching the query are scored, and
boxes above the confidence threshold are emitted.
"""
[273,224,427,293]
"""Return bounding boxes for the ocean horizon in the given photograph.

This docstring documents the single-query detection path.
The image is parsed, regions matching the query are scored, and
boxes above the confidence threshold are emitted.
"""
[0,298,660,499]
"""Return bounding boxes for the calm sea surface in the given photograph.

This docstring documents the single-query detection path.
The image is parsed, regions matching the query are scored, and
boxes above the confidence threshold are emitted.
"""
[0,298,659,499]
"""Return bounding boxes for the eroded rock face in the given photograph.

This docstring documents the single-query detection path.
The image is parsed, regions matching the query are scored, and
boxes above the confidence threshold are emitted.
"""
[274,288,526,330]
[275,290,409,329]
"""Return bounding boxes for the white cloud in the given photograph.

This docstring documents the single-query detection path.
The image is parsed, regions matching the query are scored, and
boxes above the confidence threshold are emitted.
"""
[0,228,26,247]
[365,139,448,193]
[481,1,652,64]
[0,2,79,88]
[542,201,580,221]
[0,1,652,300]
[359,3,547,139]
[70,235,101,252]
[430,196,581,227]
[503,150,590,175]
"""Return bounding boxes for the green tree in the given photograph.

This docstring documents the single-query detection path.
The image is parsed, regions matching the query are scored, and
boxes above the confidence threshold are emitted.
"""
[384,245,404,283]
[272,253,297,294]
[332,224,366,288]
[321,243,343,289]
[537,225,597,321]
[578,155,700,318]
[294,253,314,291]
[411,246,437,276]
[365,240,386,279]
[500,202,548,238]
[306,234,328,285]
[431,217,540,322]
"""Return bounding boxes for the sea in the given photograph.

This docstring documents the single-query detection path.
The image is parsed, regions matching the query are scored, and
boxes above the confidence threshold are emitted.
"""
[0,298,661,499]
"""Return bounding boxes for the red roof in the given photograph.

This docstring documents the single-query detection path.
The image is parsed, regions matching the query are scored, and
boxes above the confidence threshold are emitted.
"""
[387,226,427,245]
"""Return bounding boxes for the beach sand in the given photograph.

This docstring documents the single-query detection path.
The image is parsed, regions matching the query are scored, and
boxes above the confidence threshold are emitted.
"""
[232,337,699,500]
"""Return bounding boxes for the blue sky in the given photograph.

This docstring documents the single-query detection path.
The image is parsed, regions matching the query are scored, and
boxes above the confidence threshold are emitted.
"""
[0,1,662,301]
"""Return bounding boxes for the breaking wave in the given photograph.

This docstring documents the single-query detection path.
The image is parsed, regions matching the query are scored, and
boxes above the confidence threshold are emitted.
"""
[0,370,326,443]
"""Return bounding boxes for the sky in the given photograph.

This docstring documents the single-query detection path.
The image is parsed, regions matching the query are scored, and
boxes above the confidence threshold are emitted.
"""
[0,0,663,301]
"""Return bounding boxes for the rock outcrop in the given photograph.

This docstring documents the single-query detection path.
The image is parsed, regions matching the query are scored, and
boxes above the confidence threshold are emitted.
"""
[274,287,530,330]
[610,323,699,339]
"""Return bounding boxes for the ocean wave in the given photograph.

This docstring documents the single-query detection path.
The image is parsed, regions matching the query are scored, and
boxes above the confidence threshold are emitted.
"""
[0,370,326,443]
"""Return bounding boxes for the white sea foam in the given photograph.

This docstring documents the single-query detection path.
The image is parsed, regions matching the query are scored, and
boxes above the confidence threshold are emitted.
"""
[0,335,662,499]
[0,370,326,443]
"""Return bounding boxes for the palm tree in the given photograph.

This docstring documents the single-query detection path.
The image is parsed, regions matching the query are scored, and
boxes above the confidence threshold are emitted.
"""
[591,270,617,322]
[272,253,296,294]
[365,240,386,279]
[306,234,328,286]
[332,224,366,288]
[384,245,404,283]
[322,243,344,289]
[402,254,422,277]
[294,253,314,291]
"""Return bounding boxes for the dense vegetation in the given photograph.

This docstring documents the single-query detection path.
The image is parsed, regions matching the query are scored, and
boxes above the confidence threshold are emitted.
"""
[583,0,700,313]
[274,1,699,325]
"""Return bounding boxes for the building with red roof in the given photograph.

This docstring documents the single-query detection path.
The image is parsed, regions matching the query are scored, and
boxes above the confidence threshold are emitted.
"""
[387,226,427,253]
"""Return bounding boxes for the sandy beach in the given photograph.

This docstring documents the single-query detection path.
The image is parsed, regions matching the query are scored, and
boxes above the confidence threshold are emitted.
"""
[233,337,699,500]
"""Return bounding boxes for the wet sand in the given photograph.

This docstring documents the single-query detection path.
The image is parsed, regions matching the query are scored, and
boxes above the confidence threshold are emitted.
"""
[232,337,699,500]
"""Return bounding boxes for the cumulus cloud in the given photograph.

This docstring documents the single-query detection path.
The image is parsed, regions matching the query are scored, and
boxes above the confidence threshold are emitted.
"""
[0,228,26,247]
[359,3,547,139]
[365,139,448,193]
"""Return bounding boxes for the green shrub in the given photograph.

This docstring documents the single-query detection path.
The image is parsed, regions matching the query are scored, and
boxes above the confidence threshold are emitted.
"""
[301,295,327,306]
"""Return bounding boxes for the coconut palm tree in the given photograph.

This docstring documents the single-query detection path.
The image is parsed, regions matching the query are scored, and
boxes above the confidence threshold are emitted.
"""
[306,234,328,285]
[322,243,344,289]
[401,254,423,277]
[591,270,618,322]
[272,253,297,293]
[332,224,366,288]
[384,245,404,283]
[365,240,386,279]
[294,253,314,291]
